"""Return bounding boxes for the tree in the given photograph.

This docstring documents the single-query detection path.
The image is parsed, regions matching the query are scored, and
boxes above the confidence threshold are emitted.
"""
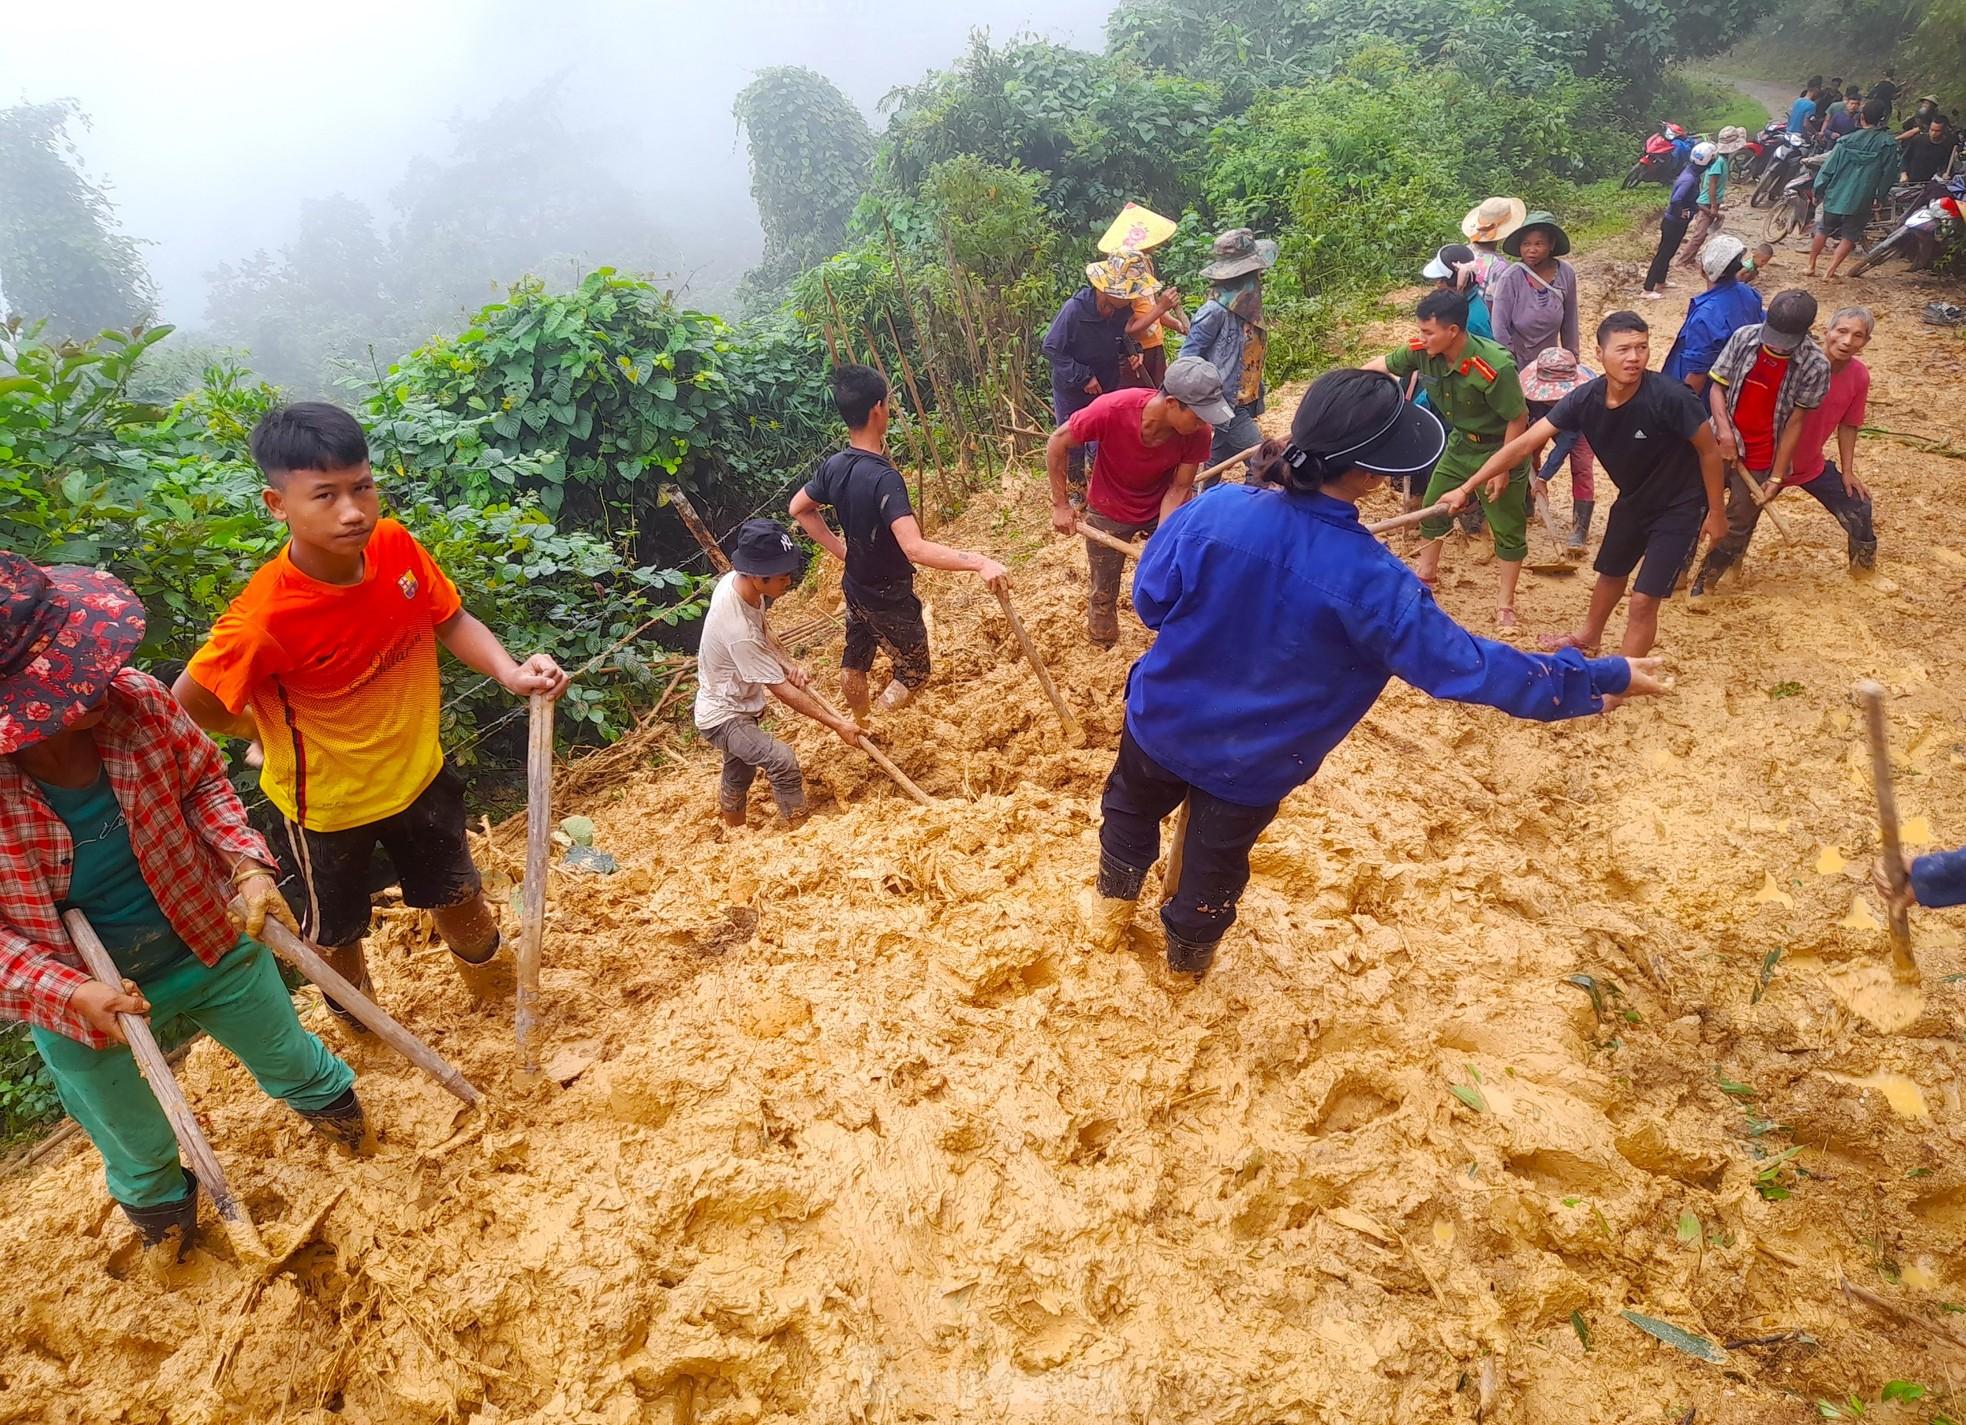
[0,101,156,338]
[732,67,875,300]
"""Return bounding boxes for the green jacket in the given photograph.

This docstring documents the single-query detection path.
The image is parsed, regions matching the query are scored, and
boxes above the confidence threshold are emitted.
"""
[1815,127,1900,218]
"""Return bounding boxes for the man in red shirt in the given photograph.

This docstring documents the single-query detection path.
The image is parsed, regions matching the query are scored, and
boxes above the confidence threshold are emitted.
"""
[1774,305,1877,570]
[1690,289,1831,596]
[1044,357,1227,645]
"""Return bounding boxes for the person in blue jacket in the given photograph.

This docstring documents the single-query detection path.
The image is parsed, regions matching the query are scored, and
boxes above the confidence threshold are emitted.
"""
[1661,235,1765,394]
[1081,368,1667,977]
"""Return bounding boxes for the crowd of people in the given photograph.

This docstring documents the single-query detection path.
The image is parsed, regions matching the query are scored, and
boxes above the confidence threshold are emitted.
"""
[0,144,1957,1267]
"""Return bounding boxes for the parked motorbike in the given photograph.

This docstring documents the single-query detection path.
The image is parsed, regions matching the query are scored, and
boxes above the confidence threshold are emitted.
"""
[1764,156,1827,242]
[1854,178,1966,274]
[1621,122,1693,189]
[1750,131,1813,207]
[1737,120,1790,183]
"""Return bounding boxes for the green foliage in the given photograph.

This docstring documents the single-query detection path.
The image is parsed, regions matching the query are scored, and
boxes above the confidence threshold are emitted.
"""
[734,67,876,301]
[0,101,156,339]
[0,1026,59,1146]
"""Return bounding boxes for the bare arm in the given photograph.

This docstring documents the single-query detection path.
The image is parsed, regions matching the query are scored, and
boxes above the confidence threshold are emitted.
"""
[1707,380,1740,462]
[1045,424,1087,534]
[1692,423,1729,542]
[1360,355,1392,375]
[1124,291,1181,339]
[1160,463,1198,522]
[788,487,847,563]
[1835,423,1868,497]
[435,610,568,699]
[1447,417,1557,508]
[171,670,258,741]
[1769,404,1808,486]
[767,678,860,743]
[890,515,1008,591]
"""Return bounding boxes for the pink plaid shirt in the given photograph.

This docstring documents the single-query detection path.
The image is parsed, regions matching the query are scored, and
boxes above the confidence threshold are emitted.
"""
[0,668,274,1047]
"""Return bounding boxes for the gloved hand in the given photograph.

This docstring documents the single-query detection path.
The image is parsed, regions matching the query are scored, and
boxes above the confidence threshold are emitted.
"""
[229,868,299,941]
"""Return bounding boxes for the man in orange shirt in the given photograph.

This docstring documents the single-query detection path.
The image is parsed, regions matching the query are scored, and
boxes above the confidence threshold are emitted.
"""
[174,403,568,1024]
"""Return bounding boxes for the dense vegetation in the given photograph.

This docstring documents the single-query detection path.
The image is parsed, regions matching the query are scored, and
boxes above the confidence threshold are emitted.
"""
[0,0,1818,1142]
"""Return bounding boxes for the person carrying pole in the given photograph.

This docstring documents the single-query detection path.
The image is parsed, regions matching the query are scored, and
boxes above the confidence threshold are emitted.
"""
[694,520,861,829]
[173,403,570,1025]
[1044,357,1225,647]
[790,364,1007,718]
[1079,371,1667,978]
[0,555,359,1260]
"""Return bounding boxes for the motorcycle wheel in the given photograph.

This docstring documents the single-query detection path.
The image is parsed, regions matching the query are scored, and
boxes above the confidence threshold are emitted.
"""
[1765,197,1800,243]
[1751,169,1784,209]
[1854,231,1906,275]
[1621,163,1645,190]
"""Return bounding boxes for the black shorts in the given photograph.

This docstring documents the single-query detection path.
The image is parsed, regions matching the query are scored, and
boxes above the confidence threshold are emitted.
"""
[1817,209,1864,241]
[279,766,481,948]
[1595,498,1704,599]
[842,585,931,687]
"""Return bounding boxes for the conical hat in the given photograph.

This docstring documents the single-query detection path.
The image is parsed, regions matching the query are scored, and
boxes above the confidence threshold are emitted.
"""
[1097,202,1178,255]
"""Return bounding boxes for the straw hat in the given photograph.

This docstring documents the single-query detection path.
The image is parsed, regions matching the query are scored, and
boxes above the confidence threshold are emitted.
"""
[1501,211,1571,258]
[1198,228,1279,281]
[1461,196,1527,244]
[1713,125,1749,155]
[1085,251,1162,299]
[1520,347,1596,404]
[1097,202,1178,256]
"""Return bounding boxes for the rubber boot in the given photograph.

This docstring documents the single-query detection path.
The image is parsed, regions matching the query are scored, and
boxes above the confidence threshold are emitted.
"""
[1568,499,1595,554]
[841,669,871,719]
[875,678,914,713]
[1163,928,1219,978]
[1079,853,1145,951]
[1849,537,1877,574]
[120,1168,199,1261]
[450,930,515,1001]
[298,1087,371,1154]
[720,804,746,829]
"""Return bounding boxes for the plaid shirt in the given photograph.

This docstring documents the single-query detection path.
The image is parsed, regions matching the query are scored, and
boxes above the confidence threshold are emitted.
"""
[1708,325,1831,464]
[0,668,274,1047]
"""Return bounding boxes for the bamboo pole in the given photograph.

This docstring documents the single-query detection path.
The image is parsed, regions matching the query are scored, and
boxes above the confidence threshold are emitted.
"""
[1077,520,1146,560]
[884,310,952,508]
[244,911,481,1107]
[663,485,728,570]
[994,586,1083,745]
[1197,443,1263,485]
[1160,800,1191,906]
[819,274,861,366]
[62,909,266,1256]
[517,694,553,1071]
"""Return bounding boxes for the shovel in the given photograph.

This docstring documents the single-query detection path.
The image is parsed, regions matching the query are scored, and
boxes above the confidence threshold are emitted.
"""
[1824,680,1924,1032]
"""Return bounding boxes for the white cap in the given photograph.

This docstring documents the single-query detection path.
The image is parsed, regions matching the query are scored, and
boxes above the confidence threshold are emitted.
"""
[1690,141,1718,167]
[1699,234,1747,281]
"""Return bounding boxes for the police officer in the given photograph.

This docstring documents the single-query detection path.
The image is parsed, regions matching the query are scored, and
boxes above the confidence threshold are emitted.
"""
[1365,288,1532,630]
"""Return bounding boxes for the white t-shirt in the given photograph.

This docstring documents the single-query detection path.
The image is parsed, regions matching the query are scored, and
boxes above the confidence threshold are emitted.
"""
[692,572,784,730]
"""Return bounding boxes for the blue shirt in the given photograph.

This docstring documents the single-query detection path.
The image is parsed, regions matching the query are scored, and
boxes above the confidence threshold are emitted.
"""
[1042,287,1130,419]
[1788,97,1816,133]
[1663,278,1765,381]
[1912,847,1966,909]
[1122,485,1630,806]
[1668,161,1704,218]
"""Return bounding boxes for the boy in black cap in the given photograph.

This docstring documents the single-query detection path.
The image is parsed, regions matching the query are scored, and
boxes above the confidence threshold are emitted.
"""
[790,365,1008,718]
[1082,369,1665,978]
[694,520,861,828]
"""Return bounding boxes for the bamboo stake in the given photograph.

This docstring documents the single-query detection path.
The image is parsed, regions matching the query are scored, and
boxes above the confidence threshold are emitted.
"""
[859,323,931,515]
[819,274,860,365]
[662,485,727,569]
[517,693,553,1071]
[1860,680,1919,981]
[994,586,1083,745]
[244,910,482,1107]
[62,909,266,1256]
[1197,443,1263,485]
[1076,519,1146,560]
[1365,501,1452,536]
[1160,799,1191,906]
[884,310,952,508]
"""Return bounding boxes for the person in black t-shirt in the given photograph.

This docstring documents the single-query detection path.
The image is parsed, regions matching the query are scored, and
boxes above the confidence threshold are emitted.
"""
[1449,310,1726,658]
[789,365,1009,717]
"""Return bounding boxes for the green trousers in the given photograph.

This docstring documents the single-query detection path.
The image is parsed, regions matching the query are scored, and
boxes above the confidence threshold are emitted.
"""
[1418,437,1531,561]
[32,939,354,1208]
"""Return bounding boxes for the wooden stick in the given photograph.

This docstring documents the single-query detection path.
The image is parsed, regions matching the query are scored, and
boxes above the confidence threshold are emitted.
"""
[1857,680,1919,978]
[1840,1275,1966,1352]
[517,693,553,1071]
[1160,799,1191,906]
[884,310,951,510]
[1197,443,1263,485]
[242,911,481,1108]
[1364,501,1452,536]
[1077,520,1146,560]
[1734,465,1795,542]
[61,909,266,1255]
[994,586,1082,744]
[662,485,731,572]
[793,674,936,807]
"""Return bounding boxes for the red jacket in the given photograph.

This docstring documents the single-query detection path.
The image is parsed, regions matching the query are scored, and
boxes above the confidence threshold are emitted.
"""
[0,668,273,1046]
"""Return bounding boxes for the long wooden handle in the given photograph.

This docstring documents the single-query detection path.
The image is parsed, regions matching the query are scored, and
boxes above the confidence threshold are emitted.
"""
[995,586,1083,744]
[1196,443,1263,485]
[244,908,482,1107]
[1733,465,1795,543]
[1076,520,1145,560]
[1532,485,1567,546]
[1160,799,1191,906]
[764,631,936,808]
[61,909,265,1254]
[517,693,553,1070]
[1857,680,1918,975]
[1364,501,1452,536]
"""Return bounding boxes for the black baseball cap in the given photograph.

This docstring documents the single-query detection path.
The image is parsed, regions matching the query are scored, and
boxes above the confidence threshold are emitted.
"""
[728,518,805,578]
[1284,369,1446,479]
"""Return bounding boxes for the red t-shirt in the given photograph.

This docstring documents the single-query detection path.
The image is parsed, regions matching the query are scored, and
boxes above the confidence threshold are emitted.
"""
[1788,358,1868,484]
[1731,346,1790,471]
[1067,388,1213,525]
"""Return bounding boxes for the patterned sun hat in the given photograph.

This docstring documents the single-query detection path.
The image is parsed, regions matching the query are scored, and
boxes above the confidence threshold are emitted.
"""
[1085,251,1163,299]
[0,553,147,755]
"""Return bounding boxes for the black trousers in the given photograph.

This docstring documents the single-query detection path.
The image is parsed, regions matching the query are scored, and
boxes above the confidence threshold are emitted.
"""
[1098,726,1280,946]
[1645,211,1691,291]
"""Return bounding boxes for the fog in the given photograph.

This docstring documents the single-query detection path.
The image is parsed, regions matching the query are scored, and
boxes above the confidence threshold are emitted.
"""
[8,0,1120,325]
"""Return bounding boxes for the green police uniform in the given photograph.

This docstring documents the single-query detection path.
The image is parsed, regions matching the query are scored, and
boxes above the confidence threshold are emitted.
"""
[1386,333,1531,561]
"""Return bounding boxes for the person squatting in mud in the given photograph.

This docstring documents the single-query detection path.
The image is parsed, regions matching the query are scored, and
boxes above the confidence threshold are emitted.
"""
[0,555,360,1259]
[1081,368,1669,978]
[174,404,571,1030]
[1447,309,1728,659]
[693,520,861,829]
[1043,356,1225,647]
[789,364,1007,719]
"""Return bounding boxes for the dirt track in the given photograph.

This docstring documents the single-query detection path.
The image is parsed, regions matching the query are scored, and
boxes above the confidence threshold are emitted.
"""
[2,213,1964,1423]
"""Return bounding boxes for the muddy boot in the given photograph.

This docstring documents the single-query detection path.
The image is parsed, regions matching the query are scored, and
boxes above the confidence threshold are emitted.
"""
[1163,929,1219,978]
[1079,853,1146,950]
[720,804,746,829]
[120,1168,199,1261]
[1849,536,1877,574]
[297,1088,371,1154]
[450,931,516,1000]
[841,669,871,719]
[875,678,914,713]
[1568,499,1595,555]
